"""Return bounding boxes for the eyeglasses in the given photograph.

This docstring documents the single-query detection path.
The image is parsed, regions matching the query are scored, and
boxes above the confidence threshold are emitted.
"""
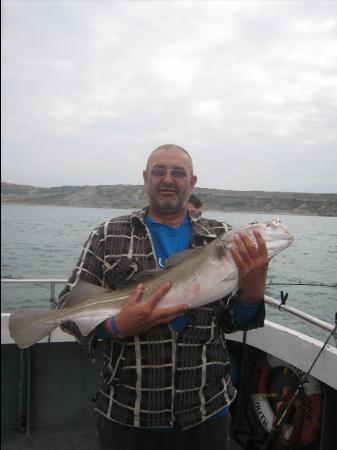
[150,166,189,178]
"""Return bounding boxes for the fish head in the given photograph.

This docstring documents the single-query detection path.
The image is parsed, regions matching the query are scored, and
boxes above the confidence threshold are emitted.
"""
[216,218,294,259]
[254,219,295,250]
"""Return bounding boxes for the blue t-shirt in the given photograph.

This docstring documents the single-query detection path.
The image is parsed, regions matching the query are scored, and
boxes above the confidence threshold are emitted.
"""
[144,215,192,332]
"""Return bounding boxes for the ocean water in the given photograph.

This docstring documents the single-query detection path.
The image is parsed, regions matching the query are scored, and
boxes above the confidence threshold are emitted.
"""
[1,203,336,342]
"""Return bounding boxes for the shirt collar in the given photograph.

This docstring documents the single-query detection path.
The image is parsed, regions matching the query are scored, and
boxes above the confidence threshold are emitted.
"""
[130,207,217,241]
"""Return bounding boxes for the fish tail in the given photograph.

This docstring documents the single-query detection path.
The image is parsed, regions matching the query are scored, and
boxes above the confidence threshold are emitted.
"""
[9,309,59,349]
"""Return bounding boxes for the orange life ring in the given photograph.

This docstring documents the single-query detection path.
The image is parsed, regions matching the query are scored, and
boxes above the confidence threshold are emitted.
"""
[251,354,322,447]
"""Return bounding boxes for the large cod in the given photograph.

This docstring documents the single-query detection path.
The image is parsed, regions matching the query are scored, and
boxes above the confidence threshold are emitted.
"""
[9,219,294,349]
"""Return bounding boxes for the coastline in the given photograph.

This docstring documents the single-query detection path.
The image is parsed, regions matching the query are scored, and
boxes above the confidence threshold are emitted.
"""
[2,201,336,218]
[2,182,337,217]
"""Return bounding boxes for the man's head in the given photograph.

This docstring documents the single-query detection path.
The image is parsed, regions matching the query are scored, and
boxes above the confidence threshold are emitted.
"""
[143,144,197,217]
[187,194,203,217]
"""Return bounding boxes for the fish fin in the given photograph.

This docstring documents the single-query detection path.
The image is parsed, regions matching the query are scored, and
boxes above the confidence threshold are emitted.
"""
[131,269,162,282]
[124,253,198,285]
[164,248,199,268]
[64,280,110,307]
[9,309,58,349]
[74,318,102,336]
[74,311,119,336]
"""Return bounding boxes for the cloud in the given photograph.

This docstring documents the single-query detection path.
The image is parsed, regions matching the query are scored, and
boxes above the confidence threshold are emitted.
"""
[2,0,337,193]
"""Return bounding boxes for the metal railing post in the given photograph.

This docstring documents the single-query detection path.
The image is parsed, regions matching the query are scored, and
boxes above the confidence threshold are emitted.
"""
[26,348,31,436]
[50,282,56,309]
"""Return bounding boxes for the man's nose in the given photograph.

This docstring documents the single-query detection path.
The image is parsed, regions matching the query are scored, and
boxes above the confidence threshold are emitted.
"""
[162,171,175,184]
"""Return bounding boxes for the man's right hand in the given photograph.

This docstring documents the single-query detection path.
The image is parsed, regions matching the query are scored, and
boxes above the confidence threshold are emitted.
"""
[104,282,188,338]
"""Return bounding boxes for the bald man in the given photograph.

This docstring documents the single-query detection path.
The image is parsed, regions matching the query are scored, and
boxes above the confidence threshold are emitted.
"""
[58,144,267,450]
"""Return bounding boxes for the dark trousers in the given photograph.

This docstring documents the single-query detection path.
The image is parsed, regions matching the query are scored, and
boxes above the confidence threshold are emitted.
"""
[97,414,231,450]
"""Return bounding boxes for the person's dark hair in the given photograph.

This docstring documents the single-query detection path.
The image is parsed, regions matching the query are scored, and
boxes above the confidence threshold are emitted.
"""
[188,194,202,209]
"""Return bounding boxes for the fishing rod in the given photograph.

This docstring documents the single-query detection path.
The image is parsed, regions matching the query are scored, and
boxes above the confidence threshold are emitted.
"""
[260,315,337,450]
[267,282,336,288]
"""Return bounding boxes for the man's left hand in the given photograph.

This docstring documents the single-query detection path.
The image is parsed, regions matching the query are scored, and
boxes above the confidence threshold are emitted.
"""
[230,229,269,304]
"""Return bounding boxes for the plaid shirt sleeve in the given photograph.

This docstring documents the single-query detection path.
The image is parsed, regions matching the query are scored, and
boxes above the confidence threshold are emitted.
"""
[57,225,106,358]
[216,291,265,333]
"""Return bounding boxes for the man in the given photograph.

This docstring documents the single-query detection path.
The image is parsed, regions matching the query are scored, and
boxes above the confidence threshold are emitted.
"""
[187,194,203,216]
[58,144,268,450]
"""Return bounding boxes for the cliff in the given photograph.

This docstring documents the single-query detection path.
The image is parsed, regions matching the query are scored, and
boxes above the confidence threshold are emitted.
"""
[1,182,336,216]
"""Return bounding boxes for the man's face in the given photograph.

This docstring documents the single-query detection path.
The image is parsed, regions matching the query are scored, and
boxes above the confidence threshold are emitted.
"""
[143,149,197,216]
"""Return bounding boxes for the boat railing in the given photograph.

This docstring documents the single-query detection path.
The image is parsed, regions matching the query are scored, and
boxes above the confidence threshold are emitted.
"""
[1,278,336,334]
[1,278,67,309]
[2,278,336,439]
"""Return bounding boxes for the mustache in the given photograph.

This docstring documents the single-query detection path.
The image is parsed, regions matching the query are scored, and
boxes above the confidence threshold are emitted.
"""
[158,184,178,192]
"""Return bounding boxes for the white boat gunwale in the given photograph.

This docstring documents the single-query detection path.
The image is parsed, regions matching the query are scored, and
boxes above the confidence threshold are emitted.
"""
[1,278,336,390]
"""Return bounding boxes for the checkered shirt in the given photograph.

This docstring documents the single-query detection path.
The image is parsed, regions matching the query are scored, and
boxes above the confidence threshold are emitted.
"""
[57,208,265,430]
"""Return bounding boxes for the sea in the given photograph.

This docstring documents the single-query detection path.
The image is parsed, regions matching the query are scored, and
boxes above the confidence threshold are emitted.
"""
[1,203,336,342]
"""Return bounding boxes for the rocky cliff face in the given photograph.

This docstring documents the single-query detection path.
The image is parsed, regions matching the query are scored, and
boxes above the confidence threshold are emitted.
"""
[2,182,337,216]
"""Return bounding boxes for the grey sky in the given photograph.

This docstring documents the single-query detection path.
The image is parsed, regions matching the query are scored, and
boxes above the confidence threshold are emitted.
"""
[2,0,337,193]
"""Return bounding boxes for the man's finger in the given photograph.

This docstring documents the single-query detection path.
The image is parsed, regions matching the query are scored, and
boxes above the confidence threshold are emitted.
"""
[234,234,250,263]
[152,303,189,320]
[231,247,244,270]
[128,283,145,305]
[146,281,172,310]
[253,229,268,256]
[238,232,258,259]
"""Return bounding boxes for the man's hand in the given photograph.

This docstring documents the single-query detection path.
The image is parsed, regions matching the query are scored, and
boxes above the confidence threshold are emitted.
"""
[104,282,188,338]
[230,229,269,304]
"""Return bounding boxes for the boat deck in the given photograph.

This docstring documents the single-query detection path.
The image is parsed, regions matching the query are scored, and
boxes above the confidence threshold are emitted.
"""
[2,315,336,450]
[2,421,246,450]
[2,421,98,450]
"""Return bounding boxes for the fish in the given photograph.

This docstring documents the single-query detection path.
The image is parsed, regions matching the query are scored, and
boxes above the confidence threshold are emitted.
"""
[9,218,294,349]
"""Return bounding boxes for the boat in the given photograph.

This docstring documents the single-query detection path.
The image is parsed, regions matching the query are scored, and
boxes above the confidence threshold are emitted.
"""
[1,278,336,450]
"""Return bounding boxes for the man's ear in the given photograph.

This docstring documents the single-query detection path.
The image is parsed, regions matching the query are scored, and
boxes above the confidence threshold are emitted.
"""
[191,175,197,188]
